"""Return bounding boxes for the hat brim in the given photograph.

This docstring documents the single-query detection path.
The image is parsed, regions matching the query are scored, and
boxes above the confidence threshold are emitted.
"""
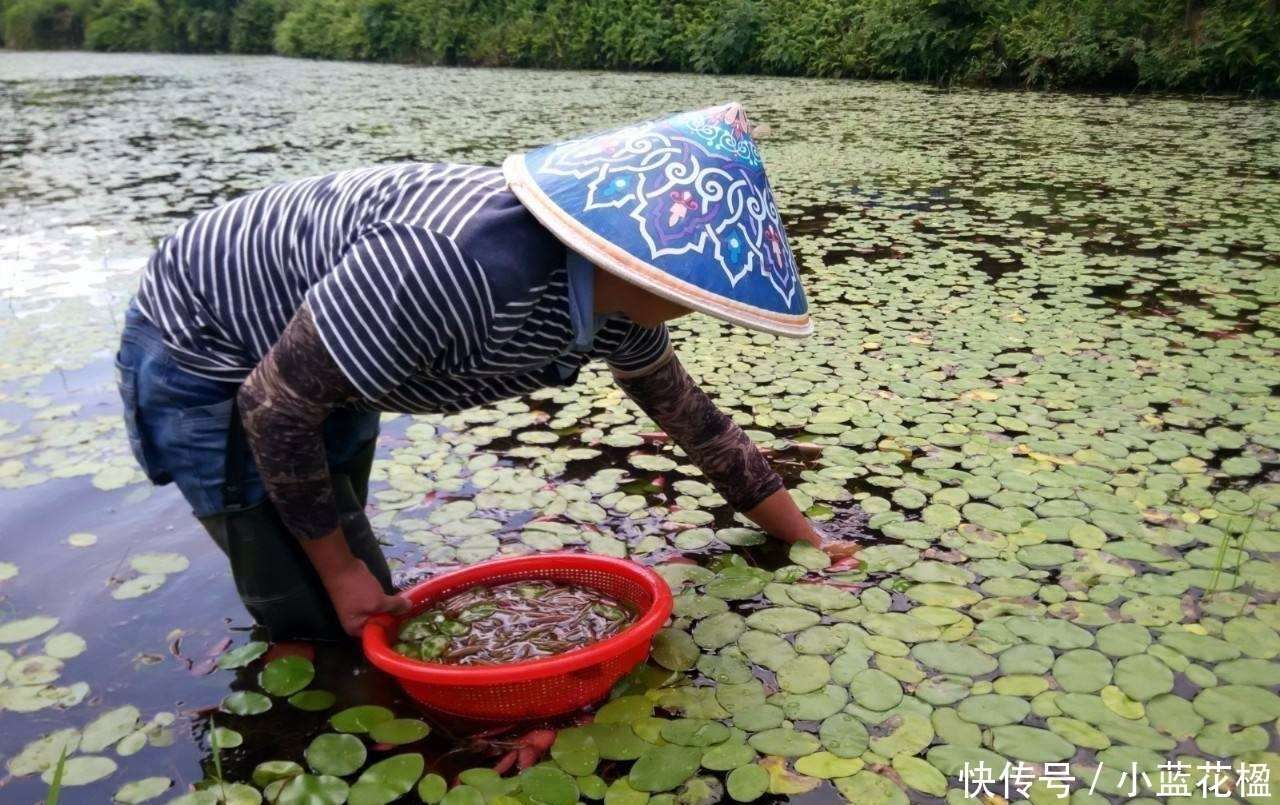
[504,154,813,339]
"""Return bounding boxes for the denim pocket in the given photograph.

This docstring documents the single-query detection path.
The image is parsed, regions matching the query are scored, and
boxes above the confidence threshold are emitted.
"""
[115,350,170,484]
[175,396,236,517]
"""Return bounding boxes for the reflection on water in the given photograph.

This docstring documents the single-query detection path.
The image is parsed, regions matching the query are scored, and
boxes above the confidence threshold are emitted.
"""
[1,51,1278,803]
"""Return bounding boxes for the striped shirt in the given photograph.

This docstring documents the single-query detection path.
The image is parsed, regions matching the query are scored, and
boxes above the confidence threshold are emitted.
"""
[135,163,671,413]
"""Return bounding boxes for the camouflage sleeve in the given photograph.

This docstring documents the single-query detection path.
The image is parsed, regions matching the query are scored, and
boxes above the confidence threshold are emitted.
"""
[613,352,784,514]
[237,304,363,540]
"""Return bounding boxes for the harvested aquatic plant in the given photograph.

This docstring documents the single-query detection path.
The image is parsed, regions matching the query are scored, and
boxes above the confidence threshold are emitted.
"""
[393,581,635,664]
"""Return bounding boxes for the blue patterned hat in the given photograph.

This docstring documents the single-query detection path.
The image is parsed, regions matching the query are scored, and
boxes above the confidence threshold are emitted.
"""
[504,102,811,337]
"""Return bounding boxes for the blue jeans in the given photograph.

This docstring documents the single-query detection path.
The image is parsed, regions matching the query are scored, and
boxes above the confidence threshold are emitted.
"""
[116,304,390,640]
[115,304,380,517]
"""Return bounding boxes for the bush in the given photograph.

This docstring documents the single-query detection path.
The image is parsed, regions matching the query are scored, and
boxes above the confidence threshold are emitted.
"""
[3,0,89,48]
[229,0,282,53]
[84,0,164,50]
[273,0,365,58]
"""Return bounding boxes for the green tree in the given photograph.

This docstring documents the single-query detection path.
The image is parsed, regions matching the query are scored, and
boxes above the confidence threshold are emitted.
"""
[84,0,164,50]
[229,0,283,53]
[3,0,89,48]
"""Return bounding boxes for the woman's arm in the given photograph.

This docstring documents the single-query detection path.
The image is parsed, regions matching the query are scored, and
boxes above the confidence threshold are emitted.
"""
[237,304,408,635]
[613,353,848,552]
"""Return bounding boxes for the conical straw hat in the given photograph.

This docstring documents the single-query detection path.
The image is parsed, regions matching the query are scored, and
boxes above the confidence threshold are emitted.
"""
[504,102,811,337]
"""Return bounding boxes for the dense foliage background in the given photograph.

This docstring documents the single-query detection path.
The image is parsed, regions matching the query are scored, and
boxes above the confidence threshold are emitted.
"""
[2,0,1277,93]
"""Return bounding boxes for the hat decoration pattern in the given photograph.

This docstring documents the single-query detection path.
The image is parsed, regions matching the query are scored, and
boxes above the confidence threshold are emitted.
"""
[523,103,804,317]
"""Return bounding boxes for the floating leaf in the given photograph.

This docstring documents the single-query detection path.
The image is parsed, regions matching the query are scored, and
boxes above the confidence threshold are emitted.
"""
[518,765,578,805]
[747,727,820,757]
[794,752,863,779]
[367,718,430,745]
[278,774,350,805]
[990,725,1076,762]
[330,705,394,733]
[305,733,367,776]
[651,628,698,671]
[210,726,243,750]
[81,705,141,752]
[221,691,272,716]
[113,776,172,803]
[258,656,315,697]
[417,773,448,804]
[129,552,189,574]
[111,574,166,600]
[6,728,80,776]
[349,754,425,805]
[288,690,337,711]
[725,764,768,802]
[0,615,59,643]
[216,641,268,670]
[551,727,599,776]
[252,760,304,787]
[777,654,830,694]
[700,742,756,771]
[41,755,116,786]
[629,744,702,792]
[43,632,86,659]
[759,756,819,796]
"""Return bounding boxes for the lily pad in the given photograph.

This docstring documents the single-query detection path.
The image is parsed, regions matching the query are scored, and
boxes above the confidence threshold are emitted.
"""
[305,733,367,776]
[745,607,821,635]
[288,690,337,711]
[777,654,830,694]
[833,771,907,805]
[1192,685,1280,726]
[551,728,599,776]
[691,612,746,650]
[330,705,394,733]
[1113,654,1174,702]
[849,667,903,711]
[892,755,946,796]
[794,752,863,779]
[990,725,1075,762]
[217,641,268,670]
[1051,649,1113,693]
[41,755,117,786]
[368,718,431,745]
[80,701,141,752]
[629,744,702,792]
[129,552,189,574]
[417,773,448,804]
[748,727,821,757]
[221,691,272,716]
[957,694,1029,726]
[652,628,699,671]
[259,655,315,697]
[0,615,59,643]
[911,641,997,676]
[43,632,86,659]
[700,742,756,771]
[278,774,350,805]
[726,764,767,802]
[111,574,166,600]
[113,777,173,803]
[349,754,425,805]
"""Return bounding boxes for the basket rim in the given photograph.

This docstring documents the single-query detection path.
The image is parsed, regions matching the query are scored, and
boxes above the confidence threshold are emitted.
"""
[362,552,672,685]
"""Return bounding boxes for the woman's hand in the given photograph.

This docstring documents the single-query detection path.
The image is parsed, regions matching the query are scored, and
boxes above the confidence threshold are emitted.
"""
[300,526,410,636]
[322,558,411,636]
[819,537,862,562]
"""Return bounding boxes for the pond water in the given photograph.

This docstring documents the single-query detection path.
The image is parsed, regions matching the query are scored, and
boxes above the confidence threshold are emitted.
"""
[1,52,1278,804]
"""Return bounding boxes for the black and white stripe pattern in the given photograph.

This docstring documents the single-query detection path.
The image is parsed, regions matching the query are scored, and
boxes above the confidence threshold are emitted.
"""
[135,163,670,413]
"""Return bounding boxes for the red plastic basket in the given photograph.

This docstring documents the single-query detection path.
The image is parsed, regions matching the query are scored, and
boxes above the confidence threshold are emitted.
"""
[363,553,673,721]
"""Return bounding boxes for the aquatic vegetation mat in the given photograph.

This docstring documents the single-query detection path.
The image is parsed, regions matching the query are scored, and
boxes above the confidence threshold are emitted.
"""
[0,52,1278,803]
[394,581,636,664]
